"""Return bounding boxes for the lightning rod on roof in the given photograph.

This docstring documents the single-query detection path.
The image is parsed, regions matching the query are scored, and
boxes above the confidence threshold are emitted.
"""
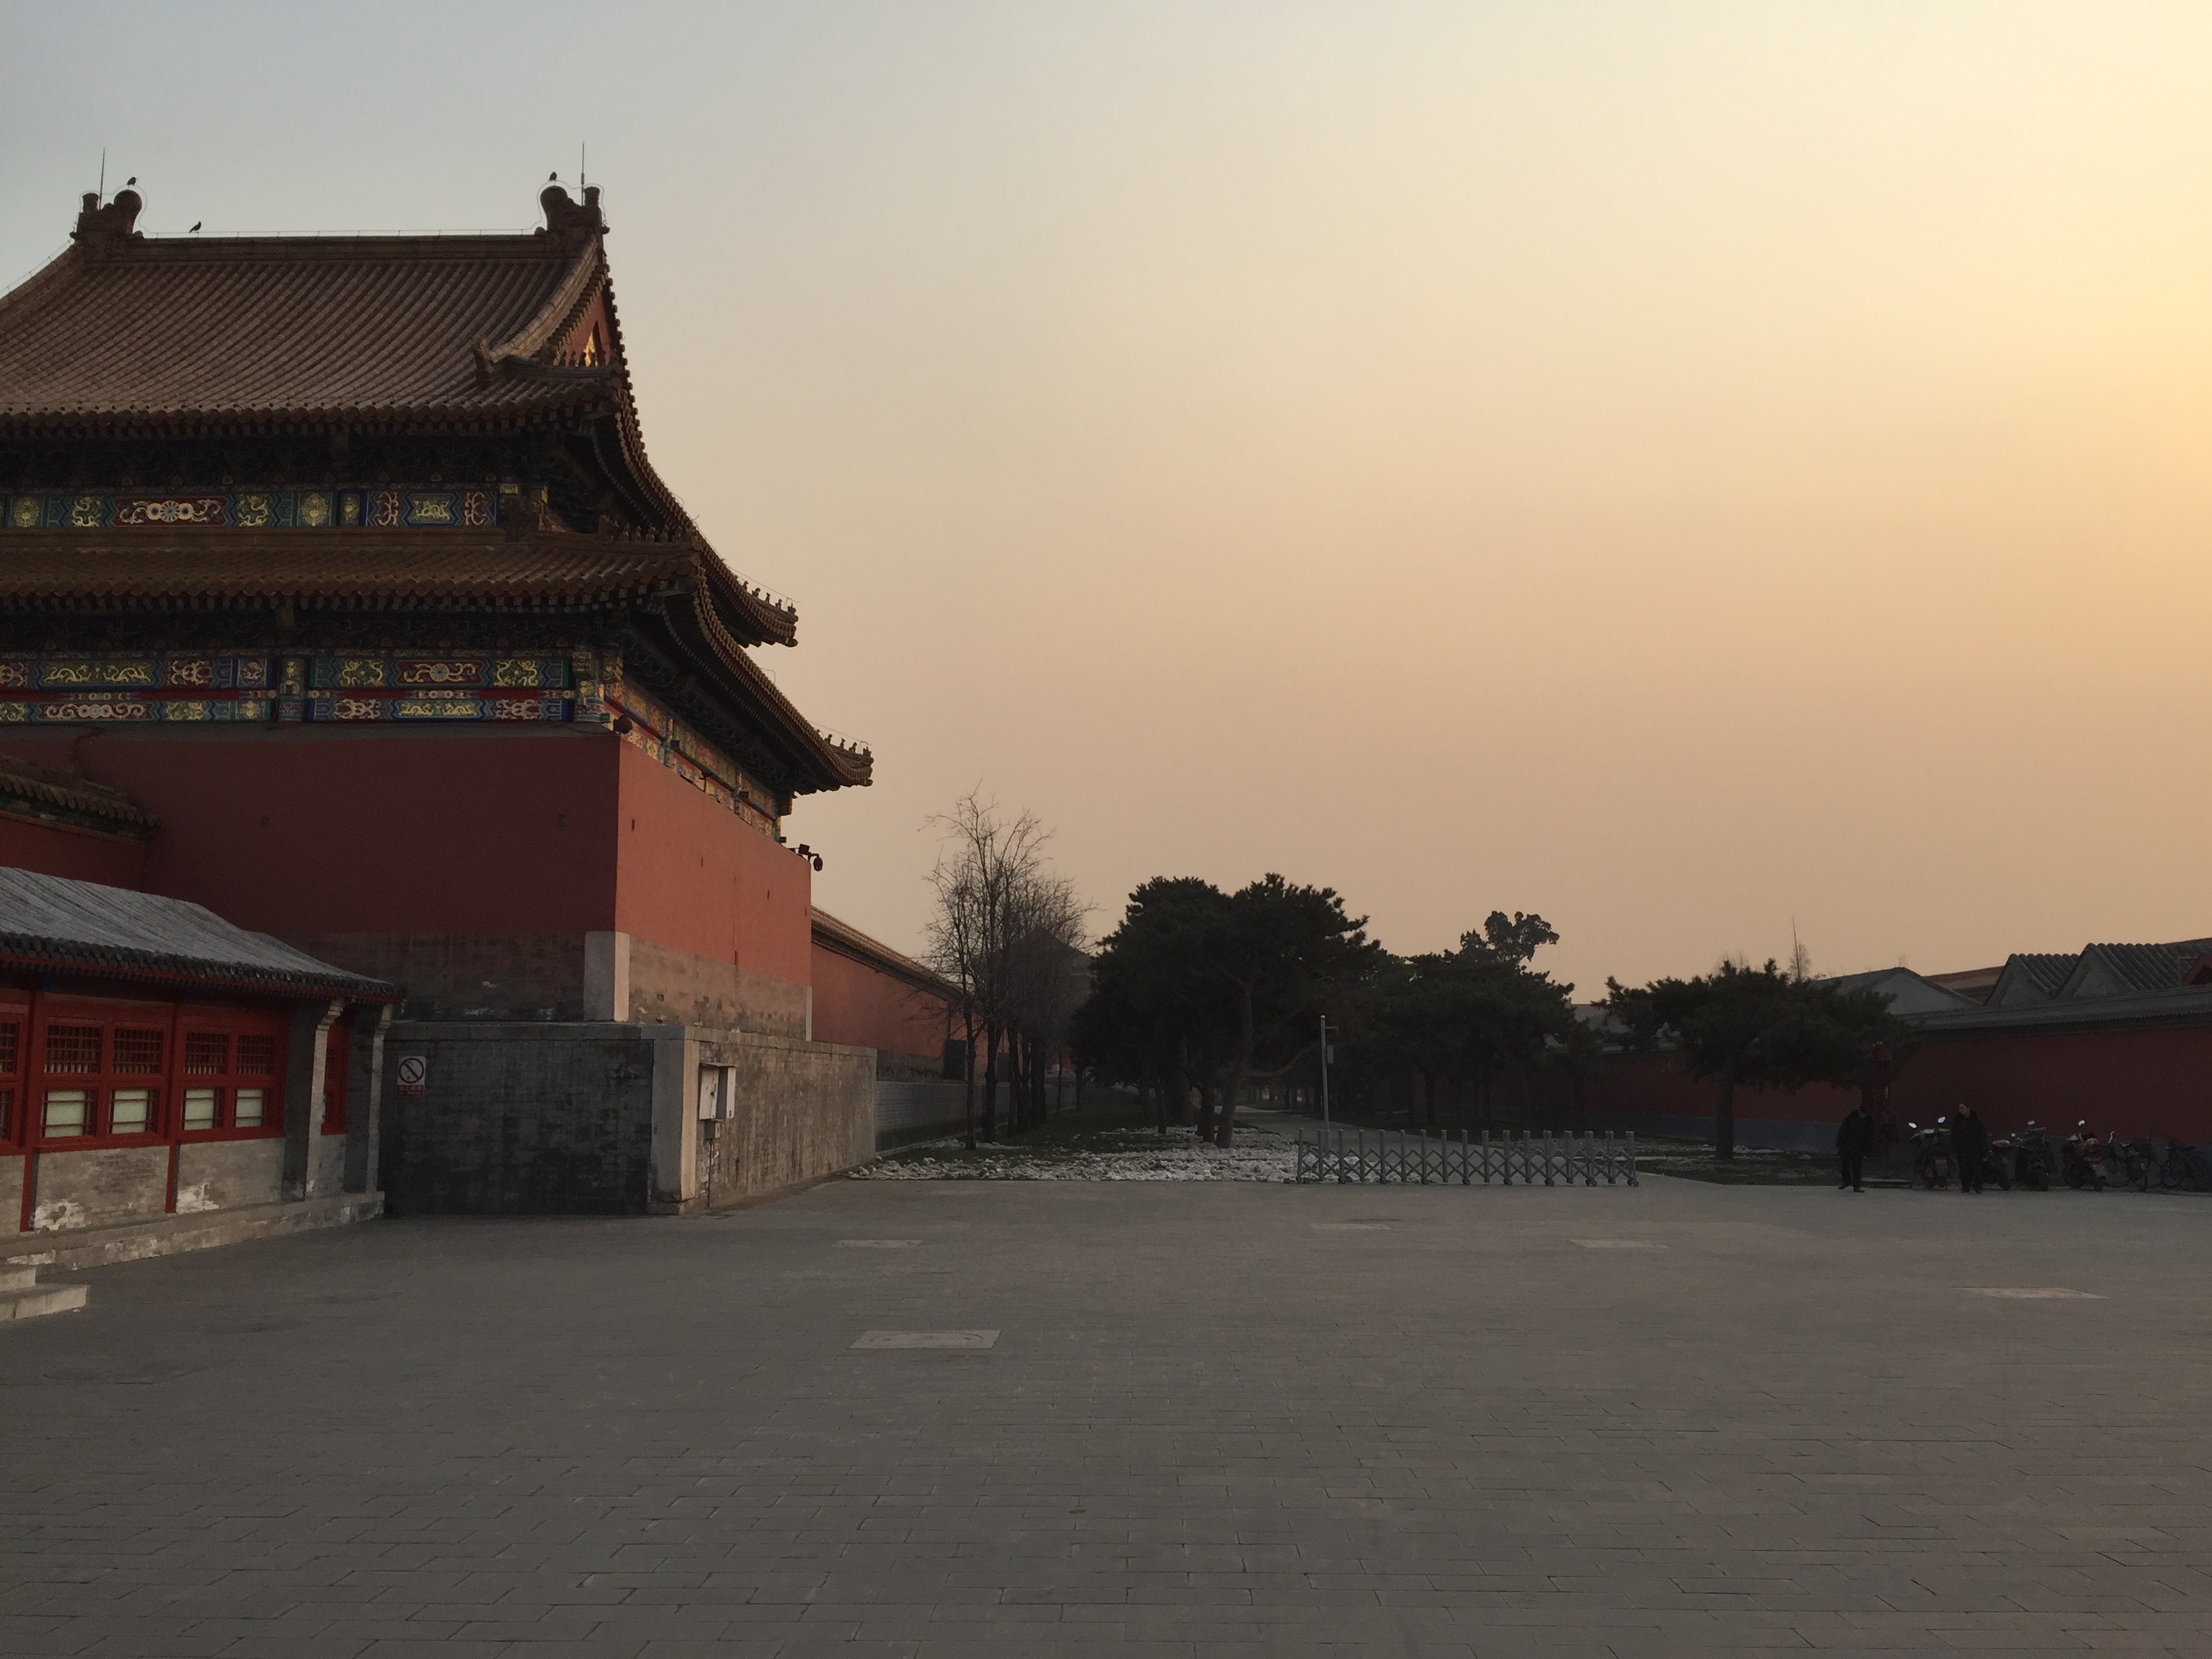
[98,148,104,204]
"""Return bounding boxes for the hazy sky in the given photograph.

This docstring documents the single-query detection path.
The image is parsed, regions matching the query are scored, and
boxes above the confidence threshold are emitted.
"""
[6,3,2209,994]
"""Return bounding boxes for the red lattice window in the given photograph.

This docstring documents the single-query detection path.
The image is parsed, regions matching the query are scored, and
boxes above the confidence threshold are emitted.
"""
[113,1028,164,1073]
[37,1010,169,1139]
[176,1020,284,1136]
[43,1025,100,1074]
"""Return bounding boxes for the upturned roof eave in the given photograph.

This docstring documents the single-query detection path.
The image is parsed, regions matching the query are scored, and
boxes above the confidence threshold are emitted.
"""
[653,589,872,796]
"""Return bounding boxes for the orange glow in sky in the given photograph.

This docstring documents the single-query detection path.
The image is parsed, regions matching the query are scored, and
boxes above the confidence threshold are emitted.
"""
[7,3,2209,990]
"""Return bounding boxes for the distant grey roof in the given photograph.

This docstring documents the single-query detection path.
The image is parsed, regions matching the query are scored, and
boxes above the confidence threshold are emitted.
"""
[1820,968,1974,1017]
[0,867,392,1000]
[2062,941,2212,999]
[1990,952,2077,1005]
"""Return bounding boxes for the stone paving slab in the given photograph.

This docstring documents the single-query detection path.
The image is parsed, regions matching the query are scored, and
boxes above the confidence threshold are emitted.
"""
[0,1174,2207,1656]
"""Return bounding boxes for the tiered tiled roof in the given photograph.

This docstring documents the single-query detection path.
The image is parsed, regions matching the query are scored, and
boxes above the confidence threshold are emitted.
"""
[0,755,156,840]
[0,188,623,435]
[0,184,868,793]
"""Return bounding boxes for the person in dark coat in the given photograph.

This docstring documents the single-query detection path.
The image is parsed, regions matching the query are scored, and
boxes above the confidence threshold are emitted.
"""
[1837,1104,1873,1192]
[1952,1105,1989,1193]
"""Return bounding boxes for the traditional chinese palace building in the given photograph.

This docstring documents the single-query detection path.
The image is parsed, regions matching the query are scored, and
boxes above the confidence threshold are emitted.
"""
[0,184,959,1235]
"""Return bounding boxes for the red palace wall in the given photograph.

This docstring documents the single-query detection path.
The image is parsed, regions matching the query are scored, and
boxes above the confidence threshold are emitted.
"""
[611,741,813,1033]
[0,816,146,890]
[809,941,947,1062]
[1591,1026,2212,1144]
[0,729,618,935]
[1586,1050,1856,1129]
[1889,1026,2212,1142]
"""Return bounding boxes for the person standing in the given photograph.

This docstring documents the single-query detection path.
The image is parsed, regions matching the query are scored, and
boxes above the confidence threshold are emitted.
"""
[1952,1105,1989,1193]
[1837,1103,1873,1192]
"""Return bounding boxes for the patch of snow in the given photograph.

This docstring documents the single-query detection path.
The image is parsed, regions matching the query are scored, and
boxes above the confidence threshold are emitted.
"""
[856,1126,1300,1183]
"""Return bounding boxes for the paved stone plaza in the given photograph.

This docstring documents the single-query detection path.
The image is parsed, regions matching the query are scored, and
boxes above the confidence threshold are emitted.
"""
[1,1172,2207,1658]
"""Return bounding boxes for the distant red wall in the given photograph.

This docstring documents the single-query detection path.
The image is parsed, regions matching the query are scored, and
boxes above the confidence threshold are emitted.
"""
[1587,1051,1855,1126]
[1593,1026,2212,1143]
[0,731,619,936]
[1891,1027,2212,1142]
[810,942,948,1059]
[612,741,810,987]
[0,816,146,889]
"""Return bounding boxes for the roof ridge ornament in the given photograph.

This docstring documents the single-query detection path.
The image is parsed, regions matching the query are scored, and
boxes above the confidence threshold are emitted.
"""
[537,182,606,249]
[73,188,144,260]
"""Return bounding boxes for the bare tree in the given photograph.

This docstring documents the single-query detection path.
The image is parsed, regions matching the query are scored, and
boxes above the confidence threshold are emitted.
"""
[922,792,1086,1143]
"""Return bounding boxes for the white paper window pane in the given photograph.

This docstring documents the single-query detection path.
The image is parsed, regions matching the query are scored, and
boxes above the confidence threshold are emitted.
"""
[232,1088,265,1128]
[42,1089,88,1136]
[182,1087,218,1130]
[109,1088,152,1133]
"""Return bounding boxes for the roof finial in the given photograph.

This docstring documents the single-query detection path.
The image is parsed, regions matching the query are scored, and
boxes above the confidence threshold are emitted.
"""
[73,184,144,257]
[537,179,607,247]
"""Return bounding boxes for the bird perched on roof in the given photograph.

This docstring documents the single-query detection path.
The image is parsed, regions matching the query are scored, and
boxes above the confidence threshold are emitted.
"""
[549,171,559,182]
[188,222,201,234]
[125,176,136,187]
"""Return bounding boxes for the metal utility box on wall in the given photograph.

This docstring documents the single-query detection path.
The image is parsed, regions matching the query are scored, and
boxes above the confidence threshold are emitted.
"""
[697,1065,736,1122]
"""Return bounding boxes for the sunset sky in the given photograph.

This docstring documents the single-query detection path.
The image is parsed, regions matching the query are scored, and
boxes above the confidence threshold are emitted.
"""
[7,3,2209,994]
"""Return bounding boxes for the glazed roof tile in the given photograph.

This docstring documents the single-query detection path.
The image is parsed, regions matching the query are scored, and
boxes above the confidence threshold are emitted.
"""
[0,219,606,431]
[0,867,392,1000]
[0,755,156,836]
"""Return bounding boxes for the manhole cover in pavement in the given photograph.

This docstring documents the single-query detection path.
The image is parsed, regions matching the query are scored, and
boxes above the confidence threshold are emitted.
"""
[852,1330,999,1349]
[1969,1288,2103,1298]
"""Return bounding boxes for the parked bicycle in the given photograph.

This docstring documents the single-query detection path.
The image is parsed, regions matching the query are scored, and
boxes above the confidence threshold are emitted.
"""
[2114,1136,2157,1192]
[2153,1139,2208,1191]
[2011,1122,2052,1191]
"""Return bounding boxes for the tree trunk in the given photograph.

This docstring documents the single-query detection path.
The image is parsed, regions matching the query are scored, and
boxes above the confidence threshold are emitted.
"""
[1166,1063,1189,1134]
[1194,1075,1216,1143]
[962,1010,978,1149]
[1214,981,1255,1148]
[980,1021,1000,1143]
[1714,1061,1737,1162]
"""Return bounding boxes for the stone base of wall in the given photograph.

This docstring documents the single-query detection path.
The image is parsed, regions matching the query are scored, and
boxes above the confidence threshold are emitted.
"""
[6,1192,383,1271]
[623,939,811,1038]
[382,1021,875,1216]
[289,930,592,1021]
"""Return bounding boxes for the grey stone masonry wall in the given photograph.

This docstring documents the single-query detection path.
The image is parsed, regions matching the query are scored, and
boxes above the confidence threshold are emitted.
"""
[173,1138,285,1215]
[875,1078,968,1150]
[381,1022,878,1216]
[26,1144,170,1231]
[380,1022,659,1215]
[692,1031,874,1210]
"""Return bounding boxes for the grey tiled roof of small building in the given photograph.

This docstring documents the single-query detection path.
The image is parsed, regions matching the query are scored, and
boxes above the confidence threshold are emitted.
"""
[0,868,392,1000]
[2066,941,2212,997]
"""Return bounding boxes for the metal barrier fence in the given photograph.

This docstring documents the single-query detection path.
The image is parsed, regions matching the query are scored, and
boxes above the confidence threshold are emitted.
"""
[1295,1126,1637,1187]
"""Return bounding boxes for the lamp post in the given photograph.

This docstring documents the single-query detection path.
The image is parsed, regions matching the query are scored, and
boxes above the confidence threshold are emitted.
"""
[1319,1015,1337,1128]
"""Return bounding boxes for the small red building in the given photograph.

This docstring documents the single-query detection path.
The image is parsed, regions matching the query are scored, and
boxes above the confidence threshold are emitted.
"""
[0,866,390,1259]
[0,183,950,1214]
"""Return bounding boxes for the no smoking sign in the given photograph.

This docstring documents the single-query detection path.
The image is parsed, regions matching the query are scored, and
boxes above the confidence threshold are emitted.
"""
[396,1054,428,1096]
